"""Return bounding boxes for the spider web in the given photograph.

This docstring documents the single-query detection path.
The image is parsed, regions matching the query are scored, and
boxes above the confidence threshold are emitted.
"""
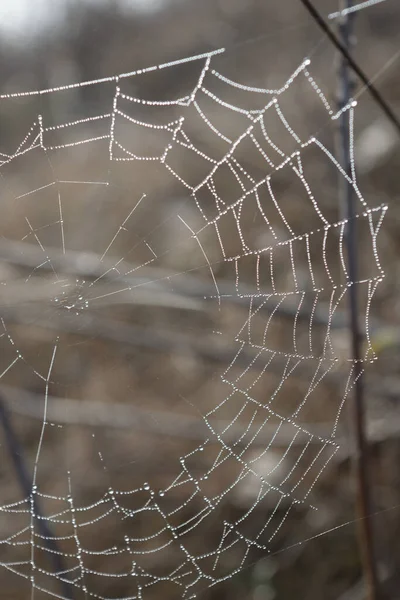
[0,47,387,600]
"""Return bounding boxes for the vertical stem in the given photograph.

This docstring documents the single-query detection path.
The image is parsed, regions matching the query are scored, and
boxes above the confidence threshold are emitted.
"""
[337,3,380,599]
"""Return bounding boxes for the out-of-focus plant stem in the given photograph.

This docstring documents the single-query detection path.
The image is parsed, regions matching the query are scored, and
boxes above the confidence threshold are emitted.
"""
[337,2,380,599]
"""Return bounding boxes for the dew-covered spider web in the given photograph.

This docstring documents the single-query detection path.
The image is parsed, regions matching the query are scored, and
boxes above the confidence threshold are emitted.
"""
[0,47,387,600]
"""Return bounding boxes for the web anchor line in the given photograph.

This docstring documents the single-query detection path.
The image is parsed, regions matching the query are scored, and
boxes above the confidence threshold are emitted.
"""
[299,0,400,136]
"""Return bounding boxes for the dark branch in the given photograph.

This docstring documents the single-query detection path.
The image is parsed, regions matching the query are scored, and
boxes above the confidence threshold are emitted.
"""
[0,393,75,599]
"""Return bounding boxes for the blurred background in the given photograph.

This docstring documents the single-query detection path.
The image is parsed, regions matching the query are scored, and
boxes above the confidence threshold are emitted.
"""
[0,1,399,599]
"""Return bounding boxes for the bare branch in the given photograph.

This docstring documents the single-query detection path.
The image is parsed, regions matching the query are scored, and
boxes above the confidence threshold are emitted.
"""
[2,384,398,452]
[0,237,358,329]
[0,303,346,383]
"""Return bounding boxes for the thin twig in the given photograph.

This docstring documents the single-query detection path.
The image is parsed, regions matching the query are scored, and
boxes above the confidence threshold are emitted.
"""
[0,303,351,384]
[2,384,399,449]
[0,393,74,599]
[0,237,377,329]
